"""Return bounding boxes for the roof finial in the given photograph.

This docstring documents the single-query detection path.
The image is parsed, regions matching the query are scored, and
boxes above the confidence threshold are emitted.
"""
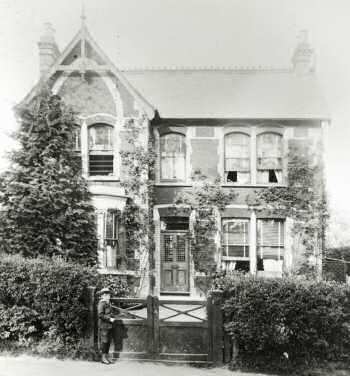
[81,2,86,27]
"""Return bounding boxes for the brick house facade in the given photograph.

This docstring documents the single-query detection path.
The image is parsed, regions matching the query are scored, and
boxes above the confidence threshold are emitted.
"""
[20,22,330,298]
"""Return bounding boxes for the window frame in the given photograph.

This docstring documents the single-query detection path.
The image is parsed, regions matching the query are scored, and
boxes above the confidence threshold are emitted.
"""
[159,132,186,182]
[256,131,284,185]
[88,123,115,177]
[96,210,120,270]
[224,132,251,185]
[221,218,250,261]
[257,218,285,261]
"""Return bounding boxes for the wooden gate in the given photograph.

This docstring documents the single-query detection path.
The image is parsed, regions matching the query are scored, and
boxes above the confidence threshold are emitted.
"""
[101,294,223,364]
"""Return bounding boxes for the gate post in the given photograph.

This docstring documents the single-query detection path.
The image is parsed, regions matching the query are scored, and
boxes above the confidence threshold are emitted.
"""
[152,296,160,358]
[85,286,97,348]
[210,290,224,365]
[147,295,155,358]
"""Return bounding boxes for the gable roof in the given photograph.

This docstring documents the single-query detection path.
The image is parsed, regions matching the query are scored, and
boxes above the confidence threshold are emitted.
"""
[18,24,155,118]
[122,68,330,120]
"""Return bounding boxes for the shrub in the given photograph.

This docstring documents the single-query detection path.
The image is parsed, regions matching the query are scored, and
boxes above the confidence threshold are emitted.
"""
[0,305,41,345]
[217,273,350,370]
[0,254,128,356]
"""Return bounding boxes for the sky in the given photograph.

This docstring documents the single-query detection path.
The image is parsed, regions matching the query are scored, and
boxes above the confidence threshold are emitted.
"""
[1,0,350,223]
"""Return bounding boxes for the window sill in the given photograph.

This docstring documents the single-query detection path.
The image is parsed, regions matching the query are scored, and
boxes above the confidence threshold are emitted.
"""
[87,176,120,182]
[98,268,138,276]
[155,182,287,188]
[221,183,287,188]
[222,256,250,261]
[156,182,192,187]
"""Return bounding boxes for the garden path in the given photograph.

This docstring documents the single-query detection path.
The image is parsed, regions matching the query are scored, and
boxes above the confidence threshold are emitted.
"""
[0,355,271,376]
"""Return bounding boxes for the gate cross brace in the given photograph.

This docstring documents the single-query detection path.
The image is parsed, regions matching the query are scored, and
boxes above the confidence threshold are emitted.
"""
[159,304,206,322]
[111,303,146,320]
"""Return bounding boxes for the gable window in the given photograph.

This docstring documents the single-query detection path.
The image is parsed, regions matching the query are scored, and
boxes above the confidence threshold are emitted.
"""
[224,133,250,184]
[257,133,283,184]
[88,124,114,176]
[160,133,186,181]
[257,219,284,261]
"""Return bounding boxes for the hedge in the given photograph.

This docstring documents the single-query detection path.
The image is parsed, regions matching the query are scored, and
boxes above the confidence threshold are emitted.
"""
[0,254,129,357]
[217,273,350,371]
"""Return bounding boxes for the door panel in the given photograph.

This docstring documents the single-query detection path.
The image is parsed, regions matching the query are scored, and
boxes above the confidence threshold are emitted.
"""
[161,232,189,293]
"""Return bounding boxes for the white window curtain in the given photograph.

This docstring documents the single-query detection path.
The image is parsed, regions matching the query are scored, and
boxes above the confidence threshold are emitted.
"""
[88,124,114,176]
[89,124,113,151]
[257,133,283,184]
[160,133,186,180]
[224,133,250,184]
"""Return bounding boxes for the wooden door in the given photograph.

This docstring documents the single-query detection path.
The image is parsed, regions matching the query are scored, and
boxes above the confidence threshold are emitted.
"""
[161,232,189,293]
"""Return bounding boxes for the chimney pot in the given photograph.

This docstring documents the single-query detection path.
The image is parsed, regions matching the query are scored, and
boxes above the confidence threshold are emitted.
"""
[38,22,60,77]
[292,29,315,74]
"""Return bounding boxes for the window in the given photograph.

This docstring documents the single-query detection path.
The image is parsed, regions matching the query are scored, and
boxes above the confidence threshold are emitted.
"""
[224,133,250,184]
[221,219,250,259]
[96,210,119,269]
[72,125,82,170]
[257,219,284,261]
[257,133,283,184]
[73,126,81,151]
[160,133,186,181]
[88,124,114,176]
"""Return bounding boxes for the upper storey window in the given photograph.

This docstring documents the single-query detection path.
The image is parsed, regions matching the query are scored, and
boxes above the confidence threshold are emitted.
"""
[88,124,114,176]
[257,133,283,184]
[224,133,250,184]
[160,133,186,181]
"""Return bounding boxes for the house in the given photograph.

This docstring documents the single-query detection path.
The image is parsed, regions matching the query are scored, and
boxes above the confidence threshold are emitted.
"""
[20,18,330,298]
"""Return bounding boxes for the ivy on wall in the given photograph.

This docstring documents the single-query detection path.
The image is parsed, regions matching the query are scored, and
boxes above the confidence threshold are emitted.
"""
[119,116,156,285]
[174,176,237,274]
[254,140,328,276]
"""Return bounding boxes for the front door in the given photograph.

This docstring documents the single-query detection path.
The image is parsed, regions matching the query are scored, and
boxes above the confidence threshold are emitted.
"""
[160,231,189,293]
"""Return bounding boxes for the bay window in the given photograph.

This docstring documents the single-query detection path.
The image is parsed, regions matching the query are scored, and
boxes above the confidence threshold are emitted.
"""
[160,133,186,181]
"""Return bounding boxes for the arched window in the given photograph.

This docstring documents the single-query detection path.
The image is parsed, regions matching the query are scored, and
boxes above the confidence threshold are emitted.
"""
[88,124,114,176]
[257,133,283,184]
[224,133,250,184]
[160,133,186,181]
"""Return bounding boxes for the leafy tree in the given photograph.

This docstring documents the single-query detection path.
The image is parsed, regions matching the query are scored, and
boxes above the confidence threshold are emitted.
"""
[0,87,97,265]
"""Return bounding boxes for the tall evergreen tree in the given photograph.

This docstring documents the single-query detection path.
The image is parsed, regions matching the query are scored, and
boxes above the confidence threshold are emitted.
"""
[0,88,97,265]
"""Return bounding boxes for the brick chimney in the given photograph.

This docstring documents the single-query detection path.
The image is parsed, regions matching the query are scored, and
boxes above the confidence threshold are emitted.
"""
[292,30,315,74]
[38,23,60,77]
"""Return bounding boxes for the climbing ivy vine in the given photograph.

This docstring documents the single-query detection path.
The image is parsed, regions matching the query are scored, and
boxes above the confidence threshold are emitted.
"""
[174,176,237,274]
[119,115,156,288]
[254,140,328,276]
